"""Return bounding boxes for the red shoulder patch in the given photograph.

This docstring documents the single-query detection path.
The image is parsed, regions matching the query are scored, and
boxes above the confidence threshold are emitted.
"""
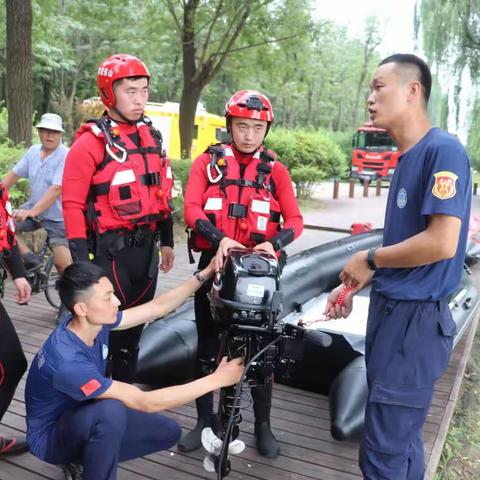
[80,378,101,397]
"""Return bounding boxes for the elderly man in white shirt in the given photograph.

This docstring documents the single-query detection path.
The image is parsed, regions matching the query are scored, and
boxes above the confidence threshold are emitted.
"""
[2,113,71,274]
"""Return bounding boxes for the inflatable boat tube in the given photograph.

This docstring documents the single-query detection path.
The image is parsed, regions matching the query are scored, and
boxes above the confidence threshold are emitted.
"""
[329,355,368,441]
[135,299,197,387]
[135,230,480,442]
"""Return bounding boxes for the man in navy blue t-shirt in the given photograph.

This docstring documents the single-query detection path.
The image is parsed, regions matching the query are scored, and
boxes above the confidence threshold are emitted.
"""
[25,262,243,480]
[325,54,471,479]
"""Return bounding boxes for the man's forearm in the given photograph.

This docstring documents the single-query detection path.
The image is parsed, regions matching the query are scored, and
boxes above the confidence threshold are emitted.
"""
[376,226,459,268]
[103,373,222,413]
[116,274,206,330]
[142,374,221,412]
[2,171,20,190]
[30,186,61,216]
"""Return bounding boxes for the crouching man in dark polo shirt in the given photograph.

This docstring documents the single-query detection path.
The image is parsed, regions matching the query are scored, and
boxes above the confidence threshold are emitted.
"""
[25,261,243,480]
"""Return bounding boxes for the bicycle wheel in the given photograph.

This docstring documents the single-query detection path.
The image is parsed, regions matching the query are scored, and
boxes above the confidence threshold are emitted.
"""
[43,256,61,309]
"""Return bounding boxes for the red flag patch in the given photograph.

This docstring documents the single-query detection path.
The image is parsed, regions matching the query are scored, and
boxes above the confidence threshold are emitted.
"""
[80,379,101,397]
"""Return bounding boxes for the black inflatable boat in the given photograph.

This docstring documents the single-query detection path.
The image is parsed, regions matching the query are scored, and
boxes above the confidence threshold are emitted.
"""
[135,230,480,441]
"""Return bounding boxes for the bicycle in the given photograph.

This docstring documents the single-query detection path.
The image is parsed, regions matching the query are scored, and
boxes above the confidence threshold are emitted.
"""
[23,231,61,309]
[6,213,62,309]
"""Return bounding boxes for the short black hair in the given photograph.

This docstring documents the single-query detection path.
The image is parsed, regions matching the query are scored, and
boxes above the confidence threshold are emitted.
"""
[379,54,432,103]
[56,262,107,313]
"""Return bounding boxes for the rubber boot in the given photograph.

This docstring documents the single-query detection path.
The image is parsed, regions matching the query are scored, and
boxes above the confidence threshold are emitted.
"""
[0,435,28,455]
[255,421,280,458]
[252,381,280,458]
[177,394,214,452]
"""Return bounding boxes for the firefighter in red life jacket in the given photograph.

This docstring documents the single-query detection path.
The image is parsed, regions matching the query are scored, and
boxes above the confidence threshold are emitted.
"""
[180,90,303,458]
[62,54,175,384]
[0,183,32,456]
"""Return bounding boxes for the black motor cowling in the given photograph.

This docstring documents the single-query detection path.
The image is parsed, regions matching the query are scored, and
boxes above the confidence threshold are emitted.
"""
[209,248,281,328]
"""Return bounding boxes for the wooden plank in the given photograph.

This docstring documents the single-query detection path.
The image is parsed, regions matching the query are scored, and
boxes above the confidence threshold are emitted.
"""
[424,313,480,479]
[1,268,478,480]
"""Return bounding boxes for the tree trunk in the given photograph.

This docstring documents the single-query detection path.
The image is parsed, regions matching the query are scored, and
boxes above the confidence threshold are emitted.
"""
[5,0,32,145]
[179,84,201,159]
[178,0,199,158]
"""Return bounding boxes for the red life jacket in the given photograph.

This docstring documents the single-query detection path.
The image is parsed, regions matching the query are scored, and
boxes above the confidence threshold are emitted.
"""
[76,116,173,234]
[193,144,281,251]
[0,184,16,253]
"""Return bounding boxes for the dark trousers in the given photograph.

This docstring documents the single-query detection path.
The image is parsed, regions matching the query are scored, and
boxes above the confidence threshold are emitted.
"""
[193,253,272,424]
[43,399,181,480]
[360,291,456,480]
[0,301,27,422]
[94,241,159,383]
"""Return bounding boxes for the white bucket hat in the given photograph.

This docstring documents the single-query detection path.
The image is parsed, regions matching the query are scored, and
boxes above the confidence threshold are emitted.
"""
[35,113,64,132]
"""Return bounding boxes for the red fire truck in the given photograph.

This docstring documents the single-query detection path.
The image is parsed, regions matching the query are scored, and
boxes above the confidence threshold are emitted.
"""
[350,124,399,183]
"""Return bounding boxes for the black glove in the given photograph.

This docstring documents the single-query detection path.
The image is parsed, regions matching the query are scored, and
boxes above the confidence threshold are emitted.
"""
[68,238,90,262]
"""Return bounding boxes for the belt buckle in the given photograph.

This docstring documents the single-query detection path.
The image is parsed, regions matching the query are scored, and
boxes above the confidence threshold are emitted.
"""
[228,203,247,219]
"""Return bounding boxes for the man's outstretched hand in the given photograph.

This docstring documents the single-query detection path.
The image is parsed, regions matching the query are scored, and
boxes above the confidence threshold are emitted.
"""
[214,237,245,272]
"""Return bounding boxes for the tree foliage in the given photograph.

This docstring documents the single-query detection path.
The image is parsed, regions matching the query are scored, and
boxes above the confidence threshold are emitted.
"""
[1,0,389,194]
[265,128,348,198]
[467,98,480,171]
[417,0,480,80]
[418,0,480,158]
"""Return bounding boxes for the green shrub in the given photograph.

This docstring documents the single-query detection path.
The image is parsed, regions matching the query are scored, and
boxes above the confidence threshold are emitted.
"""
[0,103,8,141]
[0,140,29,206]
[291,165,323,198]
[264,129,298,169]
[265,127,349,197]
[325,129,353,170]
[170,158,192,195]
[170,158,194,225]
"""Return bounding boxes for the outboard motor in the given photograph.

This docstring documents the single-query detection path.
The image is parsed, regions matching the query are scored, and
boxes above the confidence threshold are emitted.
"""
[203,249,331,479]
[210,248,281,328]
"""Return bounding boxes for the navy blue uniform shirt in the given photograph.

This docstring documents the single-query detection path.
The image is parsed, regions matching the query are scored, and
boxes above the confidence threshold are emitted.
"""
[373,128,471,301]
[25,312,123,459]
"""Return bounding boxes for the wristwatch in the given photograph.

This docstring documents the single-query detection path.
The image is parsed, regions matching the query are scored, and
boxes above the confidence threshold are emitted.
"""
[194,271,207,283]
[366,248,378,271]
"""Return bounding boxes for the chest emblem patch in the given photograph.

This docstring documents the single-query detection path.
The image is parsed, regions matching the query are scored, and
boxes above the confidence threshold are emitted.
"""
[102,344,109,360]
[397,187,407,208]
[432,171,458,200]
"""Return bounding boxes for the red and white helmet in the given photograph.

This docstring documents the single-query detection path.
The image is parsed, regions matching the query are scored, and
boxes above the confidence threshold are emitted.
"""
[97,54,150,109]
[225,90,274,123]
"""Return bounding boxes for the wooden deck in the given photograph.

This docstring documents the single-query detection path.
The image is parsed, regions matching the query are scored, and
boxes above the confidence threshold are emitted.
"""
[0,253,478,480]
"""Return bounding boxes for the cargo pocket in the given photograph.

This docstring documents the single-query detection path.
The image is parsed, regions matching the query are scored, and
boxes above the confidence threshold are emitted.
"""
[437,308,456,337]
[427,307,455,381]
[364,382,433,455]
[107,169,142,220]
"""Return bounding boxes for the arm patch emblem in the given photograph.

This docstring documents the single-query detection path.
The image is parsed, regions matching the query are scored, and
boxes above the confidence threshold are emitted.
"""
[432,171,458,200]
[80,378,101,397]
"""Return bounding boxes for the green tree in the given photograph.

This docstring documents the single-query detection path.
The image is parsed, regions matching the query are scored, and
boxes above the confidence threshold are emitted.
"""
[467,98,480,171]
[351,16,381,129]
[417,0,480,82]
[164,0,310,158]
[417,0,480,128]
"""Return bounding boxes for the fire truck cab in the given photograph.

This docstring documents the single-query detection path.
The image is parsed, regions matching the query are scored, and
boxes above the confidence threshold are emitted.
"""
[350,124,399,183]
